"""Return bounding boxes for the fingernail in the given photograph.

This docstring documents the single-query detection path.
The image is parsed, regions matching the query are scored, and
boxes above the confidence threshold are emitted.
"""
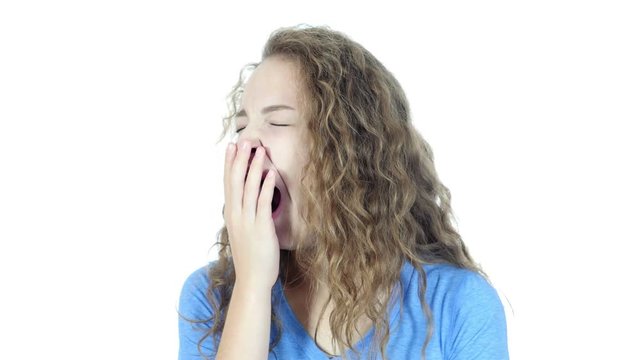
[227,143,234,153]
[242,141,250,150]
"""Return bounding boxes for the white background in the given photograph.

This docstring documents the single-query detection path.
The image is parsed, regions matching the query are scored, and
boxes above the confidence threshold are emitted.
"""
[1,1,638,359]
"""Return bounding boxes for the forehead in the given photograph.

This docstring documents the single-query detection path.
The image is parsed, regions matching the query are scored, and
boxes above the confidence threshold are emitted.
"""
[240,57,301,112]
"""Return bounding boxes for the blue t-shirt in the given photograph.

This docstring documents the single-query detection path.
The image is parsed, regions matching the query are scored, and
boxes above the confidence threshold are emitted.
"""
[178,260,509,359]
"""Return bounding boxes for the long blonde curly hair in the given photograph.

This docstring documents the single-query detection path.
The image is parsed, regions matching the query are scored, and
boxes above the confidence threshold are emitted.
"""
[183,24,490,360]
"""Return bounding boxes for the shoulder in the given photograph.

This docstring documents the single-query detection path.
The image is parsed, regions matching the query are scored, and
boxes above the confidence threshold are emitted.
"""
[425,263,502,310]
[177,261,219,359]
[178,260,218,321]
[433,264,509,359]
[403,261,499,301]
[403,262,510,359]
[401,261,506,320]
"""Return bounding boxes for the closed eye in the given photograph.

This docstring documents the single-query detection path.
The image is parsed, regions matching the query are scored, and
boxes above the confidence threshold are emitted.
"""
[235,124,290,133]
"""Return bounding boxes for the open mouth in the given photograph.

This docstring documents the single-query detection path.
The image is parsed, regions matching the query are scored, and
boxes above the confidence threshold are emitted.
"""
[260,171,282,213]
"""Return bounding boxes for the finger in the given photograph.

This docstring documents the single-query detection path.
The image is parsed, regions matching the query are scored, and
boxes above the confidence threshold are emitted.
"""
[257,169,276,220]
[223,142,236,221]
[230,141,251,217]
[243,146,266,221]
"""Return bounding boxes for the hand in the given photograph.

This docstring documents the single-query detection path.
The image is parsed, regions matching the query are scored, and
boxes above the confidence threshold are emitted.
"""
[223,141,280,291]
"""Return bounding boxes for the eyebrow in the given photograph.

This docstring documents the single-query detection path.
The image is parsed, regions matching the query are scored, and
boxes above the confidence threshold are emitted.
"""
[235,104,296,118]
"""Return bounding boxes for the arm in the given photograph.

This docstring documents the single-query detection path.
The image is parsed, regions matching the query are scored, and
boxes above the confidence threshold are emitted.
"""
[216,282,272,360]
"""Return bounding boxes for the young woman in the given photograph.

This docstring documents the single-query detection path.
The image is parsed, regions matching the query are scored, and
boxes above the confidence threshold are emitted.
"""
[178,25,509,360]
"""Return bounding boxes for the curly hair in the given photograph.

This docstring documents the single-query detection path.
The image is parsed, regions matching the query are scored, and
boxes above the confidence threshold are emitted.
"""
[181,24,490,360]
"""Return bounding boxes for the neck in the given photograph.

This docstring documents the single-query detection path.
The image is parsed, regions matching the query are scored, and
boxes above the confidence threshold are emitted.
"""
[280,250,330,297]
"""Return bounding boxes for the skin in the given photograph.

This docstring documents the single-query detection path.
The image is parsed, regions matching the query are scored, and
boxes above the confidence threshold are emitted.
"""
[233,55,310,252]
[223,55,312,291]
[221,56,375,357]
[219,55,310,359]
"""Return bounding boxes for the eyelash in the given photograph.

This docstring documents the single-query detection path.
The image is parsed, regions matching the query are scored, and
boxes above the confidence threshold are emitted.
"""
[235,124,289,133]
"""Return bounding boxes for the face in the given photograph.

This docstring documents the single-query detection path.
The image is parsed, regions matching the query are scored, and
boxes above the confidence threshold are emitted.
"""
[233,56,309,250]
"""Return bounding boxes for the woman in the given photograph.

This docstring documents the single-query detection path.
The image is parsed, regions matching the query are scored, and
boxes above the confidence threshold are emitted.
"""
[178,24,509,360]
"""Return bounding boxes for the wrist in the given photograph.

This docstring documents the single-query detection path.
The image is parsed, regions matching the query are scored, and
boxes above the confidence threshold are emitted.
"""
[233,279,274,295]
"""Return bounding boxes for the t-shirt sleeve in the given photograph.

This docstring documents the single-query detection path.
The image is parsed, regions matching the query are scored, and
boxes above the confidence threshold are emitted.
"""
[446,270,510,360]
[177,264,218,360]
